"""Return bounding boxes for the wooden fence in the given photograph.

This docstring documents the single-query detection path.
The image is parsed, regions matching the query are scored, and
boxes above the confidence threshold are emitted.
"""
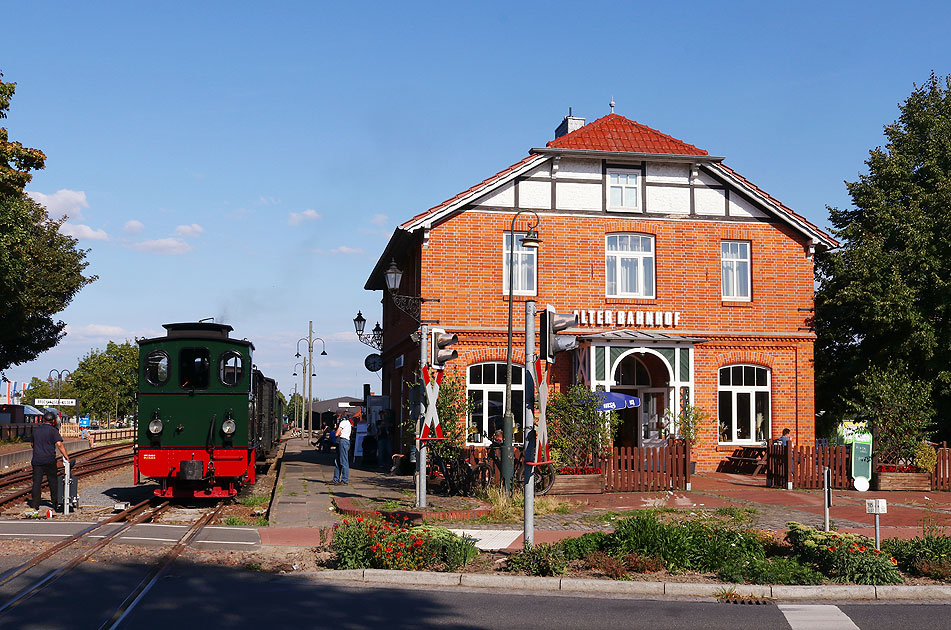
[603,438,691,492]
[766,444,951,490]
[0,424,135,443]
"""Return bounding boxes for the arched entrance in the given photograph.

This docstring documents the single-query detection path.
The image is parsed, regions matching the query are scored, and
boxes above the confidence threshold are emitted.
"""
[611,351,673,448]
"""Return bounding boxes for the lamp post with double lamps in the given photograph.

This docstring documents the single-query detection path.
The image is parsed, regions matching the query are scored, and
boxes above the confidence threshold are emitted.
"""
[48,369,72,421]
[503,211,542,494]
[296,322,327,443]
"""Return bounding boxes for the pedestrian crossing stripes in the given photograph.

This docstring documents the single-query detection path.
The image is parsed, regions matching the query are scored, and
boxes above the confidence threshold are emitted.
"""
[778,604,860,630]
[448,529,521,550]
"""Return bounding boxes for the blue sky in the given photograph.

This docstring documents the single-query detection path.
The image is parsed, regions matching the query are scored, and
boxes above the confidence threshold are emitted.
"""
[2,1,949,399]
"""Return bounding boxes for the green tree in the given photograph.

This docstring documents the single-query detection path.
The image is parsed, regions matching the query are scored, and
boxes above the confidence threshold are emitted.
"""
[285,391,304,427]
[848,363,933,464]
[0,71,46,196]
[546,385,619,468]
[400,368,473,459]
[815,73,951,438]
[71,341,137,424]
[20,374,78,417]
[0,71,95,375]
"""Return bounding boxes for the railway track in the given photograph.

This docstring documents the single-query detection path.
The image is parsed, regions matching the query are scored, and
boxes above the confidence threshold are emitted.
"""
[0,443,135,510]
[0,499,226,628]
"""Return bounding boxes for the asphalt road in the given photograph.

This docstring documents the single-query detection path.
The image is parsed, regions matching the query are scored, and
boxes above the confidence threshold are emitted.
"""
[2,555,951,630]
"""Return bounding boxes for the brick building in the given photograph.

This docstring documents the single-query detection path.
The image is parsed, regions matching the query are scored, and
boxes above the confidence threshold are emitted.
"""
[364,112,836,471]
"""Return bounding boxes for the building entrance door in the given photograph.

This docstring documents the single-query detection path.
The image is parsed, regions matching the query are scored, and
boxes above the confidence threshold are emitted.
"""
[640,389,669,447]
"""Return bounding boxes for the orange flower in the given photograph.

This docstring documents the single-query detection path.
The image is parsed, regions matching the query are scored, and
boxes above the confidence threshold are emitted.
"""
[891,558,898,566]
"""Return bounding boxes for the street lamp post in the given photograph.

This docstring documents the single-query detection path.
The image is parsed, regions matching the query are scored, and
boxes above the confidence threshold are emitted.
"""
[296,322,327,443]
[503,211,542,493]
[356,259,440,508]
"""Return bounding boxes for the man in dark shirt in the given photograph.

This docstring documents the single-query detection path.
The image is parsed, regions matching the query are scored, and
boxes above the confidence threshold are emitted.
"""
[30,410,70,511]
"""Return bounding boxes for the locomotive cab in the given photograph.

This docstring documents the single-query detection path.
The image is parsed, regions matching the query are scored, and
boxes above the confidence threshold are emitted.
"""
[135,323,280,498]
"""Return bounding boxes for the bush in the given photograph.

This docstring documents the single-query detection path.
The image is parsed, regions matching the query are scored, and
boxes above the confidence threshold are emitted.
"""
[914,442,938,473]
[716,557,825,585]
[603,512,765,573]
[330,517,478,571]
[546,385,619,467]
[559,532,608,561]
[623,553,664,573]
[883,525,951,580]
[785,522,902,585]
[506,543,567,576]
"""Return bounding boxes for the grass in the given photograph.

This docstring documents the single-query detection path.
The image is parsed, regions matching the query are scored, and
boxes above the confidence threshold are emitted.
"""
[223,515,269,527]
[477,486,579,521]
[238,494,270,508]
[380,499,402,511]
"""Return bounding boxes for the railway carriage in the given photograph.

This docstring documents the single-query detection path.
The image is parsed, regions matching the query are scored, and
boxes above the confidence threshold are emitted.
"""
[134,322,282,498]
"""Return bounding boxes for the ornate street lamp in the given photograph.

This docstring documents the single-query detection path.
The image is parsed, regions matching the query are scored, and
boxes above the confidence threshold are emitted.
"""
[353,311,384,350]
[503,210,541,493]
[296,322,327,442]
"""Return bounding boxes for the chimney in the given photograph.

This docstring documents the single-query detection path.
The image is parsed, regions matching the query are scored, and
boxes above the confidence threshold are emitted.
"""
[555,108,585,139]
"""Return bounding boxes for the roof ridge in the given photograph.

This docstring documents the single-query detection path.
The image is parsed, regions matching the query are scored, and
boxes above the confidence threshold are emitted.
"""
[547,113,708,156]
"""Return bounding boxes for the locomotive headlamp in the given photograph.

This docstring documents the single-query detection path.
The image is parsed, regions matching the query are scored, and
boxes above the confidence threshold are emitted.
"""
[148,418,163,434]
[222,418,236,435]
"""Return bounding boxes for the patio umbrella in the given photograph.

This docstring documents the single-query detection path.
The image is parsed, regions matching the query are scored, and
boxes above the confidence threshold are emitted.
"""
[596,391,640,411]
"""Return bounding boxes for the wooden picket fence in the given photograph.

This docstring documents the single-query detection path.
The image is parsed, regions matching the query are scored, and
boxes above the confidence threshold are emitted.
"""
[603,438,691,492]
[766,444,951,490]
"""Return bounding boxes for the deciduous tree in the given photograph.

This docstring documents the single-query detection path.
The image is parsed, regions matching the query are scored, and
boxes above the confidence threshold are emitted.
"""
[815,73,951,438]
[70,341,137,424]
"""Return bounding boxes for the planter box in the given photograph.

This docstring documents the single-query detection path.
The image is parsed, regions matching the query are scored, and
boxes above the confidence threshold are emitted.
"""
[549,473,603,495]
[873,471,932,491]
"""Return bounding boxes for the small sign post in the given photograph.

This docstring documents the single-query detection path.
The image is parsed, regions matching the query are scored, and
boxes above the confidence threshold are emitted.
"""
[866,499,887,549]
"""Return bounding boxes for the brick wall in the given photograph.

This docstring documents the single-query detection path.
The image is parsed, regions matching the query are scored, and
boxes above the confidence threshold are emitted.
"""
[383,210,816,471]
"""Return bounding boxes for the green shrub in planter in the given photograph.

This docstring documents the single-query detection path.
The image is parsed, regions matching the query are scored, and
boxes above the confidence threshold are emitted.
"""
[883,528,951,580]
[717,557,825,585]
[604,513,765,573]
[331,517,478,571]
[506,543,567,576]
[785,522,902,584]
[559,531,609,561]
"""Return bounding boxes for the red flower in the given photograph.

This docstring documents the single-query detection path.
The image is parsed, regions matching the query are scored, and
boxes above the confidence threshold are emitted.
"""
[356,517,364,522]
[891,558,898,566]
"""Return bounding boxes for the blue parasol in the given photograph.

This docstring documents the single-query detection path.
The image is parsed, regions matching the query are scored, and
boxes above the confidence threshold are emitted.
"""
[596,391,640,411]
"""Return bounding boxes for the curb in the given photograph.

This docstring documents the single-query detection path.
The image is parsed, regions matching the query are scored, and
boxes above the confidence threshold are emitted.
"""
[332,496,493,523]
[302,569,951,601]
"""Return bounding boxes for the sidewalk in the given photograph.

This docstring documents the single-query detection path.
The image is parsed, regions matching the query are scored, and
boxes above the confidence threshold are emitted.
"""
[263,438,951,549]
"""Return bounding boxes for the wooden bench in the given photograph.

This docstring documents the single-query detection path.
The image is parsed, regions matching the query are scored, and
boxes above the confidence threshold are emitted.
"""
[719,447,767,475]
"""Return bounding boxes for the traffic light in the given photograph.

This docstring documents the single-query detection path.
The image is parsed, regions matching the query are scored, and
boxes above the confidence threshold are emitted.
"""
[540,304,578,363]
[430,328,458,369]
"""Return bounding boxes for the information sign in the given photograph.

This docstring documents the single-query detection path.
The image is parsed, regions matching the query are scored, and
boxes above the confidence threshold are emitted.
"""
[852,432,873,491]
[866,499,887,514]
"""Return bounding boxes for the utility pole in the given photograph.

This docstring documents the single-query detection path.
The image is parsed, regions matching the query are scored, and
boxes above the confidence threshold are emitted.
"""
[307,320,314,441]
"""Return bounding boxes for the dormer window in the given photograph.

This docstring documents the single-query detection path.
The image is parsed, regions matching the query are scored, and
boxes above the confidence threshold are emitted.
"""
[608,169,640,211]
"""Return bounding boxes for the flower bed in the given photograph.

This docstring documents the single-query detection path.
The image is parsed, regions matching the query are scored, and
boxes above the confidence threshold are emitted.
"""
[558,466,603,475]
[330,516,478,571]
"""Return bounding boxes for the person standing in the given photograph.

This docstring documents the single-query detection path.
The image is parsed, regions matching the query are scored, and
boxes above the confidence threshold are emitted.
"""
[332,415,352,485]
[31,410,69,511]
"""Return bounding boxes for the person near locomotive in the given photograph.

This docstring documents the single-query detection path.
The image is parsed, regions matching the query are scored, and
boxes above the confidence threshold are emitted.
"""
[30,410,70,510]
[332,415,352,485]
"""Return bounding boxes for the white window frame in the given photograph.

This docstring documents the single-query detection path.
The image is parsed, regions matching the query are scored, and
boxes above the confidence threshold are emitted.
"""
[607,168,640,212]
[718,364,771,445]
[721,240,751,301]
[605,233,655,299]
[466,362,525,446]
[502,232,537,296]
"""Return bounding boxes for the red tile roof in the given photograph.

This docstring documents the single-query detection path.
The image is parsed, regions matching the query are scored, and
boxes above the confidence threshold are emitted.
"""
[547,113,708,156]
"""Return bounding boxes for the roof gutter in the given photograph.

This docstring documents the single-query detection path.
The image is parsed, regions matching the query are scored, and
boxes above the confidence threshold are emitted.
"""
[530,147,725,163]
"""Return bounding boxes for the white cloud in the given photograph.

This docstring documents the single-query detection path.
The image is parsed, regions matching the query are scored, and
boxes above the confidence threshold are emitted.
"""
[131,238,192,255]
[60,223,108,240]
[330,245,363,255]
[124,220,144,235]
[64,323,157,341]
[257,196,280,206]
[288,209,321,225]
[175,223,204,238]
[370,213,388,226]
[28,189,89,220]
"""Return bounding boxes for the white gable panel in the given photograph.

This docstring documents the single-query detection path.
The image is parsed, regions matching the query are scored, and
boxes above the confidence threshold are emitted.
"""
[647,185,689,214]
[730,193,769,218]
[646,163,689,184]
[557,158,601,180]
[556,181,601,211]
[525,163,551,179]
[695,187,727,216]
[519,179,551,209]
[475,181,515,207]
[696,170,720,186]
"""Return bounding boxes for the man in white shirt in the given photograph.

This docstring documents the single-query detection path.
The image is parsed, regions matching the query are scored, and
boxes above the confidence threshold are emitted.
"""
[332,416,353,485]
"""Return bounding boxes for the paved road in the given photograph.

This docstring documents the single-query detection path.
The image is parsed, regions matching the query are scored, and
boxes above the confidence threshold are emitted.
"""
[2,555,951,630]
